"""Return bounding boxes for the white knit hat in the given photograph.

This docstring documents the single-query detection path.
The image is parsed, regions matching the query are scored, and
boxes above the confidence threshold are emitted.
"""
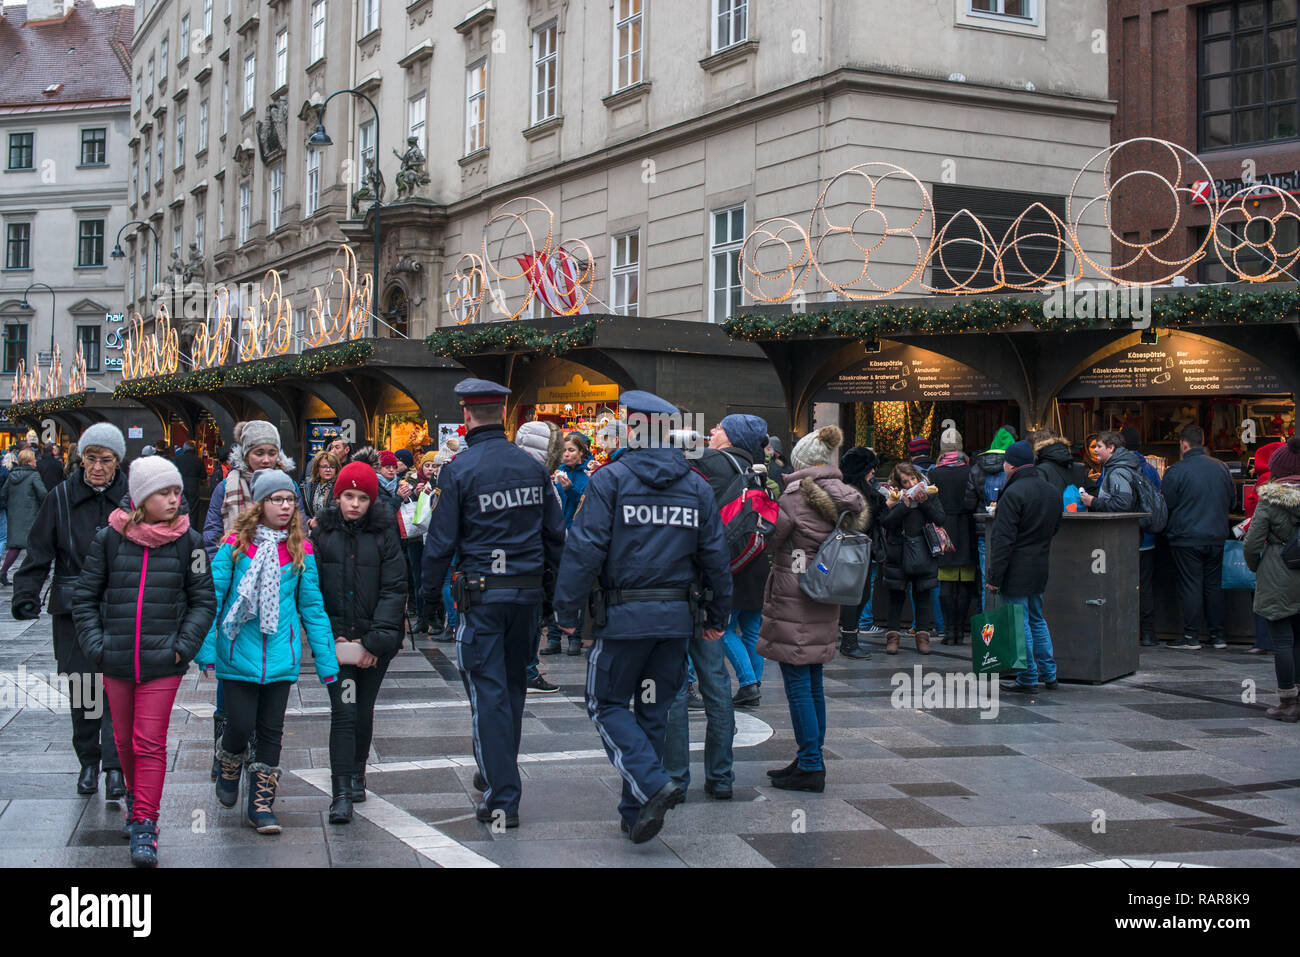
[77,423,126,462]
[129,456,183,507]
[791,425,843,471]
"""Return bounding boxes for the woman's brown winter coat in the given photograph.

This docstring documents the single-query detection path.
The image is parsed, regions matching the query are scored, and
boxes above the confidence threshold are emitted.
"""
[758,465,868,666]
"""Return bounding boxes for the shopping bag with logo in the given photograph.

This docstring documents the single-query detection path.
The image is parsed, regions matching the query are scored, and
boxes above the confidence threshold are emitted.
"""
[398,491,432,540]
[1221,539,1256,590]
[969,599,1028,675]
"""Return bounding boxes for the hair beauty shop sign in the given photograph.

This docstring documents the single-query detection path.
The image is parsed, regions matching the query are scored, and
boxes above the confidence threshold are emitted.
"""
[813,344,1010,403]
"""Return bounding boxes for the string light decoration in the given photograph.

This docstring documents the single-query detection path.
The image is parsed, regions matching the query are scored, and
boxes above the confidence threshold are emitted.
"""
[442,196,595,323]
[425,321,596,358]
[305,245,371,347]
[237,270,294,361]
[192,287,233,370]
[6,391,87,418]
[741,137,1299,304]
[9,358,40,403]
[41,345,61,399]
[68,342,87,395]
[122,304,180,379]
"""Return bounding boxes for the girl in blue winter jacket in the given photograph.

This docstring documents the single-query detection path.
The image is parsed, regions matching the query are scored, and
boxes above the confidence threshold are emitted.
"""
[196,470,339,834]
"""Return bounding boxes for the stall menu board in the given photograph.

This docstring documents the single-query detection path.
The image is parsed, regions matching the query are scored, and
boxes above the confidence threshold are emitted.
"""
[1057,332,1286,398]
[813,343,1010,403]
[305,418,341,461]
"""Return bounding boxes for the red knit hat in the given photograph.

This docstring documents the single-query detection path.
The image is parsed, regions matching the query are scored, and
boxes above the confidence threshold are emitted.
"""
[378,450,400,468]
[335,461,378,502]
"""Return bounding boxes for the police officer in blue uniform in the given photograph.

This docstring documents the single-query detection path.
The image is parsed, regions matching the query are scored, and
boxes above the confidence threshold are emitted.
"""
[554,390,732,843]
[422,378,566,828]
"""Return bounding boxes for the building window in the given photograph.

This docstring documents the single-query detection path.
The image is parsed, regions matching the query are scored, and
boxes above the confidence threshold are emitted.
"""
[408,93,427,151]
[140,255,147,299]
[78,219,105,267]
[175,114,186,166]
[292,307,306,353]
[147,55,154,91]
[713,0,747,52]
[359,119,376,175]
[360,0,378,35]
[614,0,643,92]
[143,136,151,184]
[305,148,320,216]
[180,15,190,60]
[3,325,28,374]
[195,209,206,255]
[709,205,744,323]
[5,223,31,269]
[930,184,1067,289]
[160,34,169,81]
[238,181,250,244]
[156,133,165,183]
[173,223,183,261]
[242,52,256,112]
[218,190,226,239]
[131,158,138,203]
[77,326,101,372]
[269,164,283,231]
[135,72,142,111]
[7,133,33,171]
[465,59,487,154]
[1200,0,1299,149]
[199,98,209,151]
[222,74,229,134]
[80,128,107,166]
[532,22,558,124]
[275,30,288,89]
[611,230,640,316]
[311,0,327,62]
[128,258,135,303]
[969,0,1035,20]
[203,0,213,38]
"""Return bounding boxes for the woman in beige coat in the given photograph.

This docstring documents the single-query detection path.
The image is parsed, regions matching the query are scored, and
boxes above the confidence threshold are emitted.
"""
[758,426,868,792]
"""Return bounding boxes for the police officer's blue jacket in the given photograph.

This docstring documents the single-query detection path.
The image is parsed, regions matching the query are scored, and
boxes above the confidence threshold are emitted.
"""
[554,445,733,639]
[422,423,566,606]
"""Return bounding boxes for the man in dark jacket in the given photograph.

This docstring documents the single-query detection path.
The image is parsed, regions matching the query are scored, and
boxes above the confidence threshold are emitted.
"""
[1032,429,1088,493]
[662,413,763,803]
[1160,424,1236,650]
[174,442,207,520]
[986,440,1063,693]
[37,444,64,492]
[13,423,128,798]
[554,390,732,842]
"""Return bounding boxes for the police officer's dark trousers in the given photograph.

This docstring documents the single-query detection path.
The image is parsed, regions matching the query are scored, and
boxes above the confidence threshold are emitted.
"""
[587,634,688,827]
[457,601,535,814]
[53,613,119,772]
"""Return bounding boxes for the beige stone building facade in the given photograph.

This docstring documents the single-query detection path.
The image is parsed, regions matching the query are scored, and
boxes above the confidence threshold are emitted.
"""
[125,0,1116,348]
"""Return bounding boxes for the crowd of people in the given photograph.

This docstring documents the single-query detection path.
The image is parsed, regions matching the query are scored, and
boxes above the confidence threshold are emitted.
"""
[3,401,1297,863]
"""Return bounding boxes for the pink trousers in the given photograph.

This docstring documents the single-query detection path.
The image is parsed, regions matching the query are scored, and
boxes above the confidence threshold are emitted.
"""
[101,674,183,822]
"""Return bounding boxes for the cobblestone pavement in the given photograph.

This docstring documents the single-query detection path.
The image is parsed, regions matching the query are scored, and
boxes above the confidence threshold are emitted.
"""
[1,604,1298,868]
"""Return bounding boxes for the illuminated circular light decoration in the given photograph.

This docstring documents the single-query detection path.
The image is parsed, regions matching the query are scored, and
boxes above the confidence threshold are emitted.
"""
[307,245,371,346]
[740,217,812,304]
[193,286,233,370]
[122,304,180,380]
[1212,184,1300,283]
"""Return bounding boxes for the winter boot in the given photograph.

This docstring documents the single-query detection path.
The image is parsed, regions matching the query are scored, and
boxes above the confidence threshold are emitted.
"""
[350,771,367,803]
[120,791,135,840]
[915,631,932,655]
[210,712,227,782]
[104,769,126,801]
[885,631,901,655]
[838,629,872,660]
[1266,687,1300,723]
[328,774,354,824]
[771,767,826,793]
[565,636,583,656]
[129,819,158,868]
[246,763,282,834]
[214,746,247,809]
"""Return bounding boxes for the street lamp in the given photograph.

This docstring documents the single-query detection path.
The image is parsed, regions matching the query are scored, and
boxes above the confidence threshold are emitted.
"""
[308,88,381,336]
[110,219,162,306]
[20,281,56,366]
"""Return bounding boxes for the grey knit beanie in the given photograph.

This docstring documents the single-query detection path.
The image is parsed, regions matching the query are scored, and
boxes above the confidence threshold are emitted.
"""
[251,468,297,503]
[236,420,281,455]
[77,423,126,462]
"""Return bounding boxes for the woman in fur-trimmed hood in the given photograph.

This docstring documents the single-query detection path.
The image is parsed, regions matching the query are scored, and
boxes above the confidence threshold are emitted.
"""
[758,426,868,792]
[1243,436,1300,722]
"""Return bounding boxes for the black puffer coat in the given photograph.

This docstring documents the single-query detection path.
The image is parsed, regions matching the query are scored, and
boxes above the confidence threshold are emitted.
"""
[70,515,216,682]
[879,490,946,590]
[309,503,407,658]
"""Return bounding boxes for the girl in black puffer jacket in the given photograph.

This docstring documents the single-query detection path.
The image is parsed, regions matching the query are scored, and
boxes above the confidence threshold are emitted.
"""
[71,458,217,868]
[309,462,407,824]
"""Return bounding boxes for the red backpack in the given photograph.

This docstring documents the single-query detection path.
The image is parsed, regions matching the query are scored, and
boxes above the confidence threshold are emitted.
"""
[700,453,779,573]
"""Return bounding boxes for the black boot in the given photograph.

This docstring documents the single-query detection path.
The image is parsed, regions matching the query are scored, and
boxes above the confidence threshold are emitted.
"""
[771,767,826,792]
[766,759,799,780]
[350,771,367,803]
[210,712,227,782]
[329,774,354,824]
[539,637,563,655]
[104,769,126,802]
[838,629,872,660]
[129,819,158,868]
[565,637,583,656]
[77,763,99,795]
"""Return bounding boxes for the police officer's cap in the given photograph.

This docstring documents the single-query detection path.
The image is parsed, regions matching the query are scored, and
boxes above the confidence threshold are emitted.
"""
[455,377,512,406]
[618,390,677,416]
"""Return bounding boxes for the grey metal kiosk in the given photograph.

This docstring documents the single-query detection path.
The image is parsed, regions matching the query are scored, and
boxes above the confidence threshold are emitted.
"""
[1040,513,1144,683]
